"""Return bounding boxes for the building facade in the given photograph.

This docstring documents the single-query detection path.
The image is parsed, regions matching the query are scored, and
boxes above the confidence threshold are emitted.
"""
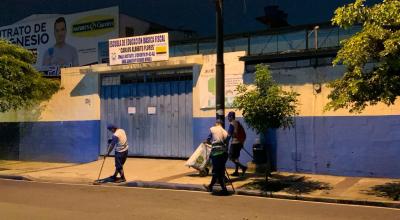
[0,5,399,178]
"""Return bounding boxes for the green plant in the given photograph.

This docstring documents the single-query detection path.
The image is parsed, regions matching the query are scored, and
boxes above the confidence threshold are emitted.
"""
[326,0,400,113]
[233,64,299,134]
[0,39,60,112]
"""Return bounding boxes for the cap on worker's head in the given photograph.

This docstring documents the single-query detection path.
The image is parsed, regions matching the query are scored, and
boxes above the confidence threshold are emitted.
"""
[227,111,235,119]
[215,119,223,125]
[107,123,117,131]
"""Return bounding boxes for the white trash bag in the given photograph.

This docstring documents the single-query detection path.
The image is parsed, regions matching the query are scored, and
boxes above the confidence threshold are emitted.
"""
[185,143,211,171]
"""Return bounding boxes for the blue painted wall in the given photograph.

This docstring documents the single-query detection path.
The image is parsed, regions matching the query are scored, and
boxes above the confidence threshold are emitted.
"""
[0,120,100,163]
[193,116,400,178]
[276,116,400,178]
[0,122,20,160]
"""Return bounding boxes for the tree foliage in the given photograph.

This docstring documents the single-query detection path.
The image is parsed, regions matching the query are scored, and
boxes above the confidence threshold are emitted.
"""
[233,64,299,134]
[0,39,60,112]
[326,0,400,113]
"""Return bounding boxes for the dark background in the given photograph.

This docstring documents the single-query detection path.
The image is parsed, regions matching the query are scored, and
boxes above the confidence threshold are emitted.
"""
[0,0,381,37]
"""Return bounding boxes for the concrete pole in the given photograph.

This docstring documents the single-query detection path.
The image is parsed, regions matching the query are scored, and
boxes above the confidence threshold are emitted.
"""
[215,0,225,127]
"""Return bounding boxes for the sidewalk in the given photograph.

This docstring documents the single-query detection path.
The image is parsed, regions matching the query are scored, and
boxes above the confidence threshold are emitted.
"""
[0,158,399,208]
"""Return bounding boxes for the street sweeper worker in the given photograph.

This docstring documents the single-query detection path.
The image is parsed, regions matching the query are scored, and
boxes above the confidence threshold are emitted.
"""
[203,119,229,195]
[227,111,247,176]
[106,124,129,183]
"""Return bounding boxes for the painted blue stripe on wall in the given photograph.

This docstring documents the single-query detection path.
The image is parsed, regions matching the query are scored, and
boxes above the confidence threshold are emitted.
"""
[193,116,400,178]
[276,116,400,178]
[18,120,100,163]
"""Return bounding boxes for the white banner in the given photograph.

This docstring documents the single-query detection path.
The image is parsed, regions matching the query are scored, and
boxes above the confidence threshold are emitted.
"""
[199,51,246,109]
[0,6,119,76]
[108,33,169,65]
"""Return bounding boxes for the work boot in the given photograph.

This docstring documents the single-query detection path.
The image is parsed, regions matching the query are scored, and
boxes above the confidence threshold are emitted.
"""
[231,171,239,176]
[203,184,212,192]
[219,189,230,196]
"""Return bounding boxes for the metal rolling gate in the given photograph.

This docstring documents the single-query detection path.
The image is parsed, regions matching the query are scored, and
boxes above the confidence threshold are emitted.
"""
[100,72,193,158]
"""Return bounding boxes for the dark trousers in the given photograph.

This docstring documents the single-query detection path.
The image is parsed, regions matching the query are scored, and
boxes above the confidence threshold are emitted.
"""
[115,150,128,173]
[210,152,228,191]
[229,143,246,172]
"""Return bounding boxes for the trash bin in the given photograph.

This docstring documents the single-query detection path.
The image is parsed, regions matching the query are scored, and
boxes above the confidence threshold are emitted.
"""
[252,143,267,164]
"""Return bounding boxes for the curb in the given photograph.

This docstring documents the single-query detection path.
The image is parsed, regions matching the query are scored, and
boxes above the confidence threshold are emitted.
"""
[0,174,32,181]
[125,181,204,192]
[123,180,400,209]
[235,189,400,209]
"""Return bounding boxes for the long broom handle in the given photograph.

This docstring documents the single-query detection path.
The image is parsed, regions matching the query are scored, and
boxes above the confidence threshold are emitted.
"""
[96,143,111,181]
[96,156,106,181]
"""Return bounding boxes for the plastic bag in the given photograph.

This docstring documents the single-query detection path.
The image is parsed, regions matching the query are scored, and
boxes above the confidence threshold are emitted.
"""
[185,143,211,170]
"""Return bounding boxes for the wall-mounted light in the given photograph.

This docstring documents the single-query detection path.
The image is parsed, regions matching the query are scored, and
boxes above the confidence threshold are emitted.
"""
[313,83,321,93]
[85,98,91,105]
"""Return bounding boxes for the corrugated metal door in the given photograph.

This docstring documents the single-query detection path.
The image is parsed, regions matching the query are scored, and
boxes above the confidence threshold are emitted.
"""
[100,80,193,158]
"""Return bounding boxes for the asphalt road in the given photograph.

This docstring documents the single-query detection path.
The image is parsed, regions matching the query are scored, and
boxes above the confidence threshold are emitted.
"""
[0,179,399,220]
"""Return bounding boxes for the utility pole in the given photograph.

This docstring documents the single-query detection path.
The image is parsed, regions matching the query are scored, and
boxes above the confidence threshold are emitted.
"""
[215,0,225,127]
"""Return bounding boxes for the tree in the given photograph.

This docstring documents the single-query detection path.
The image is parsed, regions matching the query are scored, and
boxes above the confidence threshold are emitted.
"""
[234,64,298,181]
[0,39,60,112]
[326,0,400,113]
[233,64,299,134]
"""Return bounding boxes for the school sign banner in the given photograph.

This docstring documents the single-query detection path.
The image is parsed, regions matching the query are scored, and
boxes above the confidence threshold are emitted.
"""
[108,33,169,65]
[0,6,119,76]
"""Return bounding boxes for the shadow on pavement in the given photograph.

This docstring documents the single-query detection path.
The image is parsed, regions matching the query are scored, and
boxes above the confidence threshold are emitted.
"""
[361,181,400,201]
[239,173,332,195]
[187,170,256,183]
[210,191,234,196]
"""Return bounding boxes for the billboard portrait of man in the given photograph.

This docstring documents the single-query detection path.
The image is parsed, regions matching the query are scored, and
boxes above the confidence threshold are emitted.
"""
[42,17,79,67]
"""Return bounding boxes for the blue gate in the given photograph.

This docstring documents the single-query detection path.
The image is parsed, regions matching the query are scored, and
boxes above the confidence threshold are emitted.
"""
[100,79,193,158]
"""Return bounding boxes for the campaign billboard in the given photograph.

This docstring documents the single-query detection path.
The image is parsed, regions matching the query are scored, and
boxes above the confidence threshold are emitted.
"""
[0,6,119,76]
[108,33,169,65]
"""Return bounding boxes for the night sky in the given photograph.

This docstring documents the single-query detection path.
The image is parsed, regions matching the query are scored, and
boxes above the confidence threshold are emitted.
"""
[0,0,381,36]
